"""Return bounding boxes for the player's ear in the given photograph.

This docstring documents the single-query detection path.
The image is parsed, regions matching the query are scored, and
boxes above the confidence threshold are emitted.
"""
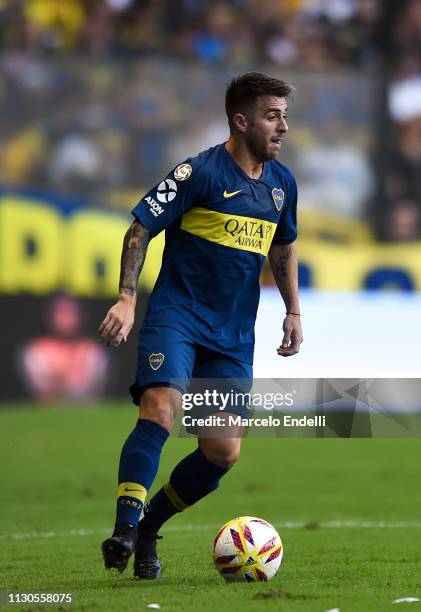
[232,113,248,133]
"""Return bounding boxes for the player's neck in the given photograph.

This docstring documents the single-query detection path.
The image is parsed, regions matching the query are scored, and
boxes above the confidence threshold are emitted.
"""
[225,139,263,180]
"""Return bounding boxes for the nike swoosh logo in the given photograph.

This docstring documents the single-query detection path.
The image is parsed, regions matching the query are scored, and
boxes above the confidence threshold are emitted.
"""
[124,487,143,492]
[223,189,242,198]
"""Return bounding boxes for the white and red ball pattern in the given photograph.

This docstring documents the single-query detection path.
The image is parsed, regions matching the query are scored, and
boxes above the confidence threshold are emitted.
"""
[212,516,283,582]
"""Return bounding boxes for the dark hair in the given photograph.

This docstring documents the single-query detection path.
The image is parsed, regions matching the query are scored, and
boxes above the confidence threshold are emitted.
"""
[225,72,294,130]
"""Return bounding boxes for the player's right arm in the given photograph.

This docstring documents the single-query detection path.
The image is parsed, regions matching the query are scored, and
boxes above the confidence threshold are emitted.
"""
[99,158,207,347]
[98,219,150,347]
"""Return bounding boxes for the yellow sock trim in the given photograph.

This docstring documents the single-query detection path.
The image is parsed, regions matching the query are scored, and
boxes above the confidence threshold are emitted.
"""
[117,482,148,503]
[164,481,189,511]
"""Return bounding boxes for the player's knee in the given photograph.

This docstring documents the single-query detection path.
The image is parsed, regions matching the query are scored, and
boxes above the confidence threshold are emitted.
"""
[202,443,241,469]
[145,407,173,431]
[140,388,181,431]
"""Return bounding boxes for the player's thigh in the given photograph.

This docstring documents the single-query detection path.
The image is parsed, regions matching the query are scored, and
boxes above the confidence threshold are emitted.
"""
[194,351,252,467]
[130,326,196,426]
[192,348,253,418]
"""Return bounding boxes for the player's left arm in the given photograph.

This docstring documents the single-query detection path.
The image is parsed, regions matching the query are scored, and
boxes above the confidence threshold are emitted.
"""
[268,241,303,357]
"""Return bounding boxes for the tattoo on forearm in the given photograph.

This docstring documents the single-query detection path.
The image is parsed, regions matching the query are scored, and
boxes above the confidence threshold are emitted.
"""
[274,248,292,282]
[119,221,150,296]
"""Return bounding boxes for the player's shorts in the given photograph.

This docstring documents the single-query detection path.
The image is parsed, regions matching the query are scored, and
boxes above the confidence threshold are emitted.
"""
[130,325,253,419]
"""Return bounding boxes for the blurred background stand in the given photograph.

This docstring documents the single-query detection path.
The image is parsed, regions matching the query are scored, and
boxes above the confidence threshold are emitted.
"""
[0,0,420,403]
[18,293,110,404]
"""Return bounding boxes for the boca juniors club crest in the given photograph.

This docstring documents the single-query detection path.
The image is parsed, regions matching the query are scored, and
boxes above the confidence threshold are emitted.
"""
[272,188,285,212]
[149,353,165,370]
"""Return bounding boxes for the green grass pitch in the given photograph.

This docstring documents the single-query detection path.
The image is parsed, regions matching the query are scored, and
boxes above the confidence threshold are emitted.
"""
[1,404,420,611]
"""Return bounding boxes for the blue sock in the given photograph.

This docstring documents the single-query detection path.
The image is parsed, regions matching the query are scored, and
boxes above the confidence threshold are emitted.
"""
[115,419,169,527]
[139,447,230,534]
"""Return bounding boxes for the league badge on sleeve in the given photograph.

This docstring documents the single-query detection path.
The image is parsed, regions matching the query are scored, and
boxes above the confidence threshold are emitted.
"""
[174,163,192,181]
[271,188,285,212]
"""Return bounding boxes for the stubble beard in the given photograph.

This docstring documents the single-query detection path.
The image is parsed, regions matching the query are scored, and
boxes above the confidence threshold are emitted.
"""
[245,131,272,164]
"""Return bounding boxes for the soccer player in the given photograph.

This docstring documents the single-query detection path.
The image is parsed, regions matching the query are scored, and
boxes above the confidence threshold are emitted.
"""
[98,72,302,579]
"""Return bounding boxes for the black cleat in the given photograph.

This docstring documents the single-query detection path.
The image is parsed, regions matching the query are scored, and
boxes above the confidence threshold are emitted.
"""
[102,524,137,572]
[133,532,162,580]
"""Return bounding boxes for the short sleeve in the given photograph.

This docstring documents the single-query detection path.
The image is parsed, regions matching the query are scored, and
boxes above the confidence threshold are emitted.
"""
[272,173,298,245]
[132,160,207,237]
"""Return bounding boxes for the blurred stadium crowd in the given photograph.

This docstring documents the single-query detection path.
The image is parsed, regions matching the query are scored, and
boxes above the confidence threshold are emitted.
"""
[0,0,378,64]
[0,0,420,240]
[383,0,421,241]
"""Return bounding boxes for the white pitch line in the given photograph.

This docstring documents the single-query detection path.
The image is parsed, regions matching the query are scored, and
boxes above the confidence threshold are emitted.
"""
[1,521,421,541]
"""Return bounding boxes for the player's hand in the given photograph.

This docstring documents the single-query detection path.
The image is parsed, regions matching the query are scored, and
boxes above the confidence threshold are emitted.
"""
[98,295,136,347]
[277,314,303,357]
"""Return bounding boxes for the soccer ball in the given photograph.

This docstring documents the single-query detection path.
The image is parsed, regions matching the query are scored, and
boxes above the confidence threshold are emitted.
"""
[212,516,283,582]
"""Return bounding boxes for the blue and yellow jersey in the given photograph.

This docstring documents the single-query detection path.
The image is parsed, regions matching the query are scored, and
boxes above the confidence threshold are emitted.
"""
[132,143,297,363]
